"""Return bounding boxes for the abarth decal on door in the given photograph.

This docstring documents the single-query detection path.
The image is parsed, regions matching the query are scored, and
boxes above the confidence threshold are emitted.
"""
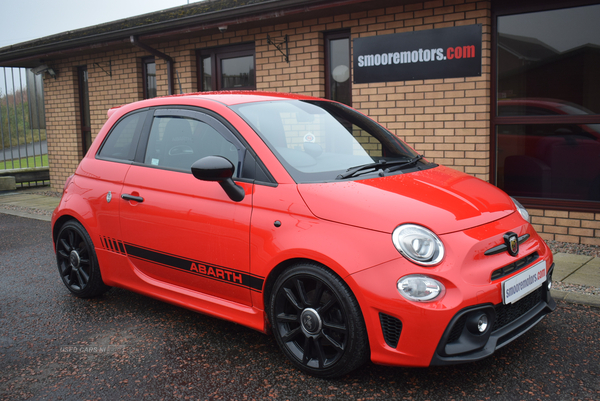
[98,236,264,292]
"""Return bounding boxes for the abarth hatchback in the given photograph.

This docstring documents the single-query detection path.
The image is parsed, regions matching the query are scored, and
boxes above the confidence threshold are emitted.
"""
[52,91,556,378]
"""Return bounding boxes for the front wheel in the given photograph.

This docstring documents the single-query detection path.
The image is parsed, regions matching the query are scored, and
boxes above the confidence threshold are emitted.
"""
[269,263,369,378]
[55,220,111,298]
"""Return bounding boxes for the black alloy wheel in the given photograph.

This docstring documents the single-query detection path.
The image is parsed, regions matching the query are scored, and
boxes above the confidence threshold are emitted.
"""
[270,263,369,378]
[55,220,110,298]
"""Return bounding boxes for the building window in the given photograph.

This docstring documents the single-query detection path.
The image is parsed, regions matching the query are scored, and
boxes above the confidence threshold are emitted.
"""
[77,66,92,156]
[143,57,157,99]
[197,44,255,91]
[493,3,600,210]
[325,31,351,106]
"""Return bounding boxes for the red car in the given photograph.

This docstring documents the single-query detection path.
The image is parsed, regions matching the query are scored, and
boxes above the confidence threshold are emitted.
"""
[52,92,555,378]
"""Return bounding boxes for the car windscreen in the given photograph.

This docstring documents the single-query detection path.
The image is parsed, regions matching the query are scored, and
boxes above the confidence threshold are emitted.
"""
[231,100,427,183]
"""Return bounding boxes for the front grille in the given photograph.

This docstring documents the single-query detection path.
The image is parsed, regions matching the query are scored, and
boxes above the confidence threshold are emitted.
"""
[492,286,543,332]
[491,252,539,281]
[379,313,402,348]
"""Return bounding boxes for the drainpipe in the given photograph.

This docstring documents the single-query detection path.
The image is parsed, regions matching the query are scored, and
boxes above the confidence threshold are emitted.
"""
[130,36,174,95]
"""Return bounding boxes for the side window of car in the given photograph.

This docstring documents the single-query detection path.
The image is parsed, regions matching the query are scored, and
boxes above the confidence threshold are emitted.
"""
[143,116,240,174]
[97,112,145,161]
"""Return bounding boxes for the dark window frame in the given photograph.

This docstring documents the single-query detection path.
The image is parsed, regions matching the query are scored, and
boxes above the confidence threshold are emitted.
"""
[491,0,600,212]
[324,30,352,106]
[196,43,256,92]
[142,56,157,99]
[129,106,275,184]
[77,65,92,158]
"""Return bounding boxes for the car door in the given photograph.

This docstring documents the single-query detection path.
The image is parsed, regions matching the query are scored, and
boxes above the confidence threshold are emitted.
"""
[119,108,256,306]
[89,108,148,253]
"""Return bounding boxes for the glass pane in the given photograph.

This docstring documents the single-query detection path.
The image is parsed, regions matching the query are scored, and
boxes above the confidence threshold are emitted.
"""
[80,69,90,129]
[232,100,421,183]
[202,56,212,91]
[145,61,156,99]
[78,67,92,152]
[497,5,600,115]
[496,123,600,202]
[329,38,351,106]
[221,55,254,89]
[98,113,143,161]
[144,116,238,173]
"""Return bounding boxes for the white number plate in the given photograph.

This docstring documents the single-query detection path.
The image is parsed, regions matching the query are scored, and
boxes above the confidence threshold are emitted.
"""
[502,260,547,304]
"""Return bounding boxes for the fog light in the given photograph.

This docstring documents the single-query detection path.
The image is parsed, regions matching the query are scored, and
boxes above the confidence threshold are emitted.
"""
[467,312,490,334]
[477,315,488,333]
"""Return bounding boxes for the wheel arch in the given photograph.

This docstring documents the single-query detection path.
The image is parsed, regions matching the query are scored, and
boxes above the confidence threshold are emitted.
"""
[262,257,366,328]
[263,258,307,319]
[52,200,101,249]
[53,217,112,298]
[264,258,371,377]
[52,214,78,246]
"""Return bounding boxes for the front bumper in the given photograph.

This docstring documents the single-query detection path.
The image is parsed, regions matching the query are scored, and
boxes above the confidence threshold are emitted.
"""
[347,212,556,368]
[430,263,556,365]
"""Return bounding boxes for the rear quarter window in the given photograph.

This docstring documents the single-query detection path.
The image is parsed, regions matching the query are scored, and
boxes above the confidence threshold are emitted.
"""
[97,111,146,161]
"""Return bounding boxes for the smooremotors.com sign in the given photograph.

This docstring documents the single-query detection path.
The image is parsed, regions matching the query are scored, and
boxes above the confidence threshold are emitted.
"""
[353,24,482,83]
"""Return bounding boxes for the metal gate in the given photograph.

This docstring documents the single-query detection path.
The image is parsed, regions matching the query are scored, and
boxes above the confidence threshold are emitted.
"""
[0,66,48,186]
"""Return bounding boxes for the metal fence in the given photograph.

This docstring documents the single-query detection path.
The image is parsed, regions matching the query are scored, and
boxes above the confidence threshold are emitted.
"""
[0,66,48,186]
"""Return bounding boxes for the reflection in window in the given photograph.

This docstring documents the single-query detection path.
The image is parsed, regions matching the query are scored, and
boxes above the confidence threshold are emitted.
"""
[197,44,255,91]
[144,116,239,172]
[497,4,600,115]
[221,55,254,89]
[143,57,157,99]
[201,56,212,91]
[232,100,419,183]
[77,66,92,155]
[497,123,600,202]
[98,112,144,161]
[325,32,351,106]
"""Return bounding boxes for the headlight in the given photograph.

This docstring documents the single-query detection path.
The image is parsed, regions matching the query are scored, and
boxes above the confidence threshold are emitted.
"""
[510,197,530,222]
[392,224,444,266]
[397,275,445,302]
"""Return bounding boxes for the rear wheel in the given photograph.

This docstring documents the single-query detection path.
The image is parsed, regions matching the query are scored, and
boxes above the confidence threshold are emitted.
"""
[269,263,369,378]
[55,220,110,298]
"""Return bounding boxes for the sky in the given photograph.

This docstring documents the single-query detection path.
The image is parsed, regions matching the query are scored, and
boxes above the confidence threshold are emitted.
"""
[0,0,203,49]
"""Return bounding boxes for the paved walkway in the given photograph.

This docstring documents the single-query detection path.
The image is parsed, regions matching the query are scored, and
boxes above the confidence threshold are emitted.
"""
[1,186,599,308]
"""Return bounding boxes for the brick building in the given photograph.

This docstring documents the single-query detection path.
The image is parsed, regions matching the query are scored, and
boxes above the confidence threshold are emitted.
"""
[0,0,599,245]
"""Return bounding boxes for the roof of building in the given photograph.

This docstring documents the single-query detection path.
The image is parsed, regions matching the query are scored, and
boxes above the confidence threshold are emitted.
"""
[0,0,376,67]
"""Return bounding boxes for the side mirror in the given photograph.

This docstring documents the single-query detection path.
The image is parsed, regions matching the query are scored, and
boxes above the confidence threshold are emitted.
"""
[191,156,245,202]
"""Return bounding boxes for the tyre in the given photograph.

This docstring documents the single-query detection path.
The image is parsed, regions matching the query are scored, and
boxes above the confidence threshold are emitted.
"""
[55,220,111,298]
[269,263,369,378]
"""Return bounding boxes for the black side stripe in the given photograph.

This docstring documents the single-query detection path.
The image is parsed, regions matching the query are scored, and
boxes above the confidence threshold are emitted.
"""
[124,243,264,292]
[99,236,126,255]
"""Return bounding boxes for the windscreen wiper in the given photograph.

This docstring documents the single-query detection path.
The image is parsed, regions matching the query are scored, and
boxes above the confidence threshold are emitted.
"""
[384,154,424,173]
[336,155,423,179]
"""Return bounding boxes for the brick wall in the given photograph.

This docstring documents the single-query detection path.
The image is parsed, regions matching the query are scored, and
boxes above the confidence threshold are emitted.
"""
[41,0,597,245]
[530,209,600,246]
[44,65,81,188]
[349,0,492,181]
[45,48,148,189]
[256,23,325,97]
